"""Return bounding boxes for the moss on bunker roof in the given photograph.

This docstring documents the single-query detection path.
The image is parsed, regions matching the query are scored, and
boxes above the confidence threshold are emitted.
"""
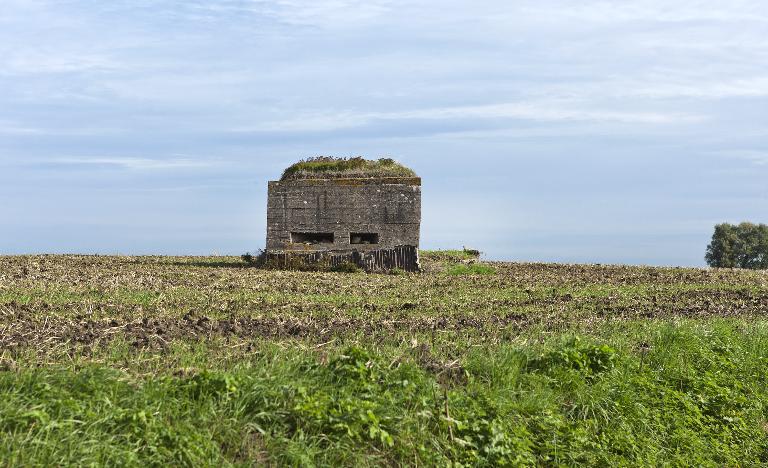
[280,157,417,180]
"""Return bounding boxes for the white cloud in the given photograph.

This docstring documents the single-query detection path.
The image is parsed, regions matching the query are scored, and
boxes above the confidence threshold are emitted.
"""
[1,51,122,75]
[519,1,768,24]
[264,0,393,26]
[36,0,396,29]
[51,157,216,170]
[713,150,768,166]
[233,101,704,133]
[627,77,768,99]
[390,102,702,124]
[0,120,46,135]
[0,121,122,137]
[532,74,768,101]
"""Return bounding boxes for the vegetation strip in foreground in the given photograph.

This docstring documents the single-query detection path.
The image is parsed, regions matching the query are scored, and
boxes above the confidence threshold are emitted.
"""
[2,321,768,466]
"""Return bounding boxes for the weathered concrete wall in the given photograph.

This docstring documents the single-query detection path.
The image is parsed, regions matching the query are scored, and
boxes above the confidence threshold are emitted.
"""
[264,245,421,272]
[266,177,421,253]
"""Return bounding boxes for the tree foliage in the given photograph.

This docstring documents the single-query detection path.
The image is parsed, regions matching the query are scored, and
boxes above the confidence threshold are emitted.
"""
[705,222,768,269]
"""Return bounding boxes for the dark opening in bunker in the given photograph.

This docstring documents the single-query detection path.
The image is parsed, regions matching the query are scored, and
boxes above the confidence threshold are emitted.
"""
[291,232,334,244]
[350,232,379,245]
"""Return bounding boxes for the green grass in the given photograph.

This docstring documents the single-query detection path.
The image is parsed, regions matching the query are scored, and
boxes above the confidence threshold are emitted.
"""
[2,321,768,466]
[420,249,481,262]
[445,263,496,275]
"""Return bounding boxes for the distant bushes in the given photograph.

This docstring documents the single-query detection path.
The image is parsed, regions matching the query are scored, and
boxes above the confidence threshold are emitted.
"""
[706,222,768,269]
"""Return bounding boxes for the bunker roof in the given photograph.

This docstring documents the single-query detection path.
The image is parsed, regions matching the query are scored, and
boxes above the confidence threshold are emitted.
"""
[280,156,417,181]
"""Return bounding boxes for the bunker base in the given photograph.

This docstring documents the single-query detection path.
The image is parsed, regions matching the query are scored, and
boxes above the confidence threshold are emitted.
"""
[263,245,420,272]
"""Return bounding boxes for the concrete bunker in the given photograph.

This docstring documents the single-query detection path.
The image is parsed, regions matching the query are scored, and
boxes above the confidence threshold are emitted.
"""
[265,157,421,271]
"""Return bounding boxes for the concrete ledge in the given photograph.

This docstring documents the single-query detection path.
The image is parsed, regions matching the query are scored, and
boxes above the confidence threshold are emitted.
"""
[269,177,422,187]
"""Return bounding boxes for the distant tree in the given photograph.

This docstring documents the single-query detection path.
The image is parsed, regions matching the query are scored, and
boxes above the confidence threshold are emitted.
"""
[705,224,740,268]
[706,222,768,269]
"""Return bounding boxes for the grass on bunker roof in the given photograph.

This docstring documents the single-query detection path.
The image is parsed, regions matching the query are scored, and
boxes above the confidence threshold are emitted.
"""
[279,156,417,180]
[1,253,768,466]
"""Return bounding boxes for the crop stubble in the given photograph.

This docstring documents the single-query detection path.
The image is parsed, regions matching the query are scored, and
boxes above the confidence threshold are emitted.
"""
[1,255,767,352]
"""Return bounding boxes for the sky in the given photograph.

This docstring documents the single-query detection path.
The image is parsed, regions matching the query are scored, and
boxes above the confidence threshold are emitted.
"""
[1,0,767,266]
